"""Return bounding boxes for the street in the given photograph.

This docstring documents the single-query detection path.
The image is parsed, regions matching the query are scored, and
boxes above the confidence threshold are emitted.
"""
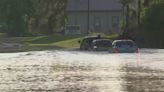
[0,49,164,92]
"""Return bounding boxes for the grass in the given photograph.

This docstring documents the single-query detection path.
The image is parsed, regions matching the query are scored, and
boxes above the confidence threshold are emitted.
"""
[88,32,119,39]
[27,34,84,48]
[29,34,83,44]
[53,37,82,48]
[0,33,119,52]
[0,33,7,38]
[27,33,118,49]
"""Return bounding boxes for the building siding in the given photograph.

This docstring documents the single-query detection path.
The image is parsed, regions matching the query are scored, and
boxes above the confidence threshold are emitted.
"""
[66,11,123,35]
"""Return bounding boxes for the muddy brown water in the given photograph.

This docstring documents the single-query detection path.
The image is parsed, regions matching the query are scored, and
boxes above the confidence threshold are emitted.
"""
[0,49,164,92]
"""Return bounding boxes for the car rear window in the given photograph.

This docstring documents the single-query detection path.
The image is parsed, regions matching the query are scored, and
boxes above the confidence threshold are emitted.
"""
[94,40,112,46]
[85,37,99,44]
[115,41,135,47]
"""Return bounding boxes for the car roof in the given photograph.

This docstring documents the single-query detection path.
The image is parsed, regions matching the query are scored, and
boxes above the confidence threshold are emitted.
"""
[84,36,99,39]
[93,39,111,42]
[113,40,134,43]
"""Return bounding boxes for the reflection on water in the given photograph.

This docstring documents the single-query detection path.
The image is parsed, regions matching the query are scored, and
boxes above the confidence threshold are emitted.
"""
[0,50,164,92]
[122,66,164,92]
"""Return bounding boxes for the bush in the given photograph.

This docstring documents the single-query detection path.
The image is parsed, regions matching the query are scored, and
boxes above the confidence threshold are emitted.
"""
[140,1,164,48]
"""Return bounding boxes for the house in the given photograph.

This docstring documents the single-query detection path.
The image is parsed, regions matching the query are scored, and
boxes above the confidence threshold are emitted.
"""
[65,0,123,35]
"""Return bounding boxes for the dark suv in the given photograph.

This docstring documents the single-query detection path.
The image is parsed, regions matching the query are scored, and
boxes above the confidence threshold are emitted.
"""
[92,39,112,51]
[79,36,101,50]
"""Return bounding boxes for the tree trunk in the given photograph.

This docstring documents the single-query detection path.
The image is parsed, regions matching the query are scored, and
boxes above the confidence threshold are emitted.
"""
[138,0,141,26]
[125,5,130,31]
[122,6,125,29]
[47,15,55,34]
[122,5,130,39]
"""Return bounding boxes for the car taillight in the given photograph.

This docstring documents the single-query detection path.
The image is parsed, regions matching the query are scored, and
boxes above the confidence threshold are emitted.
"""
[115,48,119,53]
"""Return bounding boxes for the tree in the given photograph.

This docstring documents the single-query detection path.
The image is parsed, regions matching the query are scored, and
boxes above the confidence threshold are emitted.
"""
[120,0,131,30]
[0,0,67,36]
[138,0,141,25]
[140,0,164,47]
[0,0,34,36]
[120,0,134,39]
[35,0,67,34]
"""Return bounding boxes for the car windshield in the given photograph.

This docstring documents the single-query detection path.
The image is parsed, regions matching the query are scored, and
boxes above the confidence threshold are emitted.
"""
[115,41,135,47]
[94,40,112,46]
[85,37,99,44]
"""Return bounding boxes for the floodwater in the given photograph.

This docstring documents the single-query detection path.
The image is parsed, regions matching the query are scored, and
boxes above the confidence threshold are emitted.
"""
[0,49,164,92]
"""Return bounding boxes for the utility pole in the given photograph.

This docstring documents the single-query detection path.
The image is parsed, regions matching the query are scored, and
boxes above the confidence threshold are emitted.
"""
[87,0,90,35]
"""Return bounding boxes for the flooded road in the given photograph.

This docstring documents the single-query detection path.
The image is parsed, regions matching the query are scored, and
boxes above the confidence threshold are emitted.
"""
[0,49,164,92]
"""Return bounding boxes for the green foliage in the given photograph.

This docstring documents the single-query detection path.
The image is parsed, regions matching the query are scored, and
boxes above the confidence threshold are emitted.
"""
[120,0,133,6]
[27,34,84,48]
[29,34,82,44]
[34,0,67,34]
[0,0,67,36]
[119,0,135,30]
[141,1,164,47]
[0,0,34,36]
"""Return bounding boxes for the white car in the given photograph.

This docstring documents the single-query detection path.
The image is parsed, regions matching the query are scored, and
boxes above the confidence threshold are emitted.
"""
[112,40,139,53]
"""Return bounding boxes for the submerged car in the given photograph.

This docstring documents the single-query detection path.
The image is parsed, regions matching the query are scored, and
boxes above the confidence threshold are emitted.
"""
[92,39,112,51]
[112,40,139,53]
[79,36,101,50]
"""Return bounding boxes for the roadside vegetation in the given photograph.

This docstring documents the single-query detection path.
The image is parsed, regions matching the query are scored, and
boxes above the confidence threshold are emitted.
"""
[29,33,117,47]
[120,0,164,48]
[0,33,118,52]
[0,0,67,37]
[28,33,118,48]
[28,34,84,48]
[139,0,164,48]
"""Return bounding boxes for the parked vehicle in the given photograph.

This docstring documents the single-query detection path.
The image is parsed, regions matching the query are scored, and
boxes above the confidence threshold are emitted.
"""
[79,36,101,50]
[112,40,139,53]
[92,39,112,51]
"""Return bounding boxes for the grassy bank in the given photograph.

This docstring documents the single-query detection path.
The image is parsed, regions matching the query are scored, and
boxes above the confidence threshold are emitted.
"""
[0,33,118,52]
[27,34,84,48]
[27,33,118,48]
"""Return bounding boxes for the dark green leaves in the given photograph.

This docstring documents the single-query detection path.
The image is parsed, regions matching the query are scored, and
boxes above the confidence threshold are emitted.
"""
[0,0,34,36]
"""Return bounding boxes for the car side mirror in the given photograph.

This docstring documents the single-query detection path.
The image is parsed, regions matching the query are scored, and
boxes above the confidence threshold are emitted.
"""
[78,41,81,44]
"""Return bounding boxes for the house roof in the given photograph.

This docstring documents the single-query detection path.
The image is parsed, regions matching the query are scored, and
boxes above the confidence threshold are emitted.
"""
[67,0,122,12]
